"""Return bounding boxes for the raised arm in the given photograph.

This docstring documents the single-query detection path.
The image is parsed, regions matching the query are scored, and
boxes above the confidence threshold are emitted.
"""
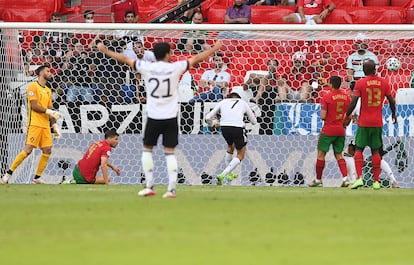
[188,41,222,69]
[97,42,136,69]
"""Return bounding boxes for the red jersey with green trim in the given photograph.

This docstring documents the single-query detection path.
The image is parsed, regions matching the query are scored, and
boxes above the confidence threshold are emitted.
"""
[321,89,350,136]
[78,140,112,182]
[353,76,391,127]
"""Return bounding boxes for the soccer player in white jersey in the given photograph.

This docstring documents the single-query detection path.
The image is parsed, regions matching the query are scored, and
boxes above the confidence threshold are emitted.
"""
[205,92,257,185]
[97,40,223,198]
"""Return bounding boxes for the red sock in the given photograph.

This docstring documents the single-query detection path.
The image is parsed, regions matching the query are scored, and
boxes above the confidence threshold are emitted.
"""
[372,153,381,182]
[316,159,325,180]
[354,151,364,179]
[337,158,348,178]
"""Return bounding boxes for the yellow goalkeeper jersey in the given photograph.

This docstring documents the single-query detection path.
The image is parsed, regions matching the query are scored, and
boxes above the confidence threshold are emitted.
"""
[27,81,52,129]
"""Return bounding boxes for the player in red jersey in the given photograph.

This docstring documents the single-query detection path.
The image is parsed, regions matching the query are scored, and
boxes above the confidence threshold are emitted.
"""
[309,76,350,187]
[343,59,396,190]
[64,130,121,184]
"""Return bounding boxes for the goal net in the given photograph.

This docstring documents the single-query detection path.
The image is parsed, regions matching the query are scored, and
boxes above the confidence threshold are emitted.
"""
[0,23,413,187]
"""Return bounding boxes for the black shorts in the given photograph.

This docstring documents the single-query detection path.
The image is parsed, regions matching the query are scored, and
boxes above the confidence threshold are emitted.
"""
[221,126,247,150]
[143,117,179,148]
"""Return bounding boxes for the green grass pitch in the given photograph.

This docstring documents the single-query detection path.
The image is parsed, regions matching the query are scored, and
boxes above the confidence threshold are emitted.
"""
[1,185,413,265]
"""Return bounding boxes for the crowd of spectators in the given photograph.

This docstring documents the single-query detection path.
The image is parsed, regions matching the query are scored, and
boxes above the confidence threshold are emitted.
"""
[17,7,399,115]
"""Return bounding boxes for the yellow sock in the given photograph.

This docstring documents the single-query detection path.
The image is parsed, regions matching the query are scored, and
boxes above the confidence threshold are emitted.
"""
[36,153,51,176]
[10,151,28,171]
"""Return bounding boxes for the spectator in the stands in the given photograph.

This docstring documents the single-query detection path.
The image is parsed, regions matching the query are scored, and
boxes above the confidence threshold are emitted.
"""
[49,12,63,23]
[346,35,379,91]
[178,0,201,22]
[283,51,313,102]
[111,0,139,23]
[126,40,156,103]
[245,59,289,103]
[116,11,142,55]
[282,0,335,25]
[83,10,95,23]
[247,0,288,5]
[189,53,231,104]
[22,50,35,76]
[178,11,210,54]
[224,0,251,24]
[61,40,96,103]
[43,13,72,58]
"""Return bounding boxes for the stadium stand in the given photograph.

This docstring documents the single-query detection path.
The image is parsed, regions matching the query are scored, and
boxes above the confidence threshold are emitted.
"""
[1,0,414,24]
[1,0,414,99]
[363,0,390,6]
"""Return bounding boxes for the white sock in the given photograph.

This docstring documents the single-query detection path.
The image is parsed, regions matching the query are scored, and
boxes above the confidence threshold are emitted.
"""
[225,152,233,165]
[166,153,178,192]
[222,157,241,176]
[142,150,154,189]
[381,160,396,183]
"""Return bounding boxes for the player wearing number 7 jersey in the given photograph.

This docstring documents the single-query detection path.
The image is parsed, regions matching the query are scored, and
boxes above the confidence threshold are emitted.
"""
[309,76,350,188]
[97,40,222,198]
[205,92,257,185]
[343,59,396,190]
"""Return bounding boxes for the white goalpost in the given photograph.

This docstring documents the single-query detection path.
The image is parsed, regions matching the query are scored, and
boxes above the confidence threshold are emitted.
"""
[0,22,413,187]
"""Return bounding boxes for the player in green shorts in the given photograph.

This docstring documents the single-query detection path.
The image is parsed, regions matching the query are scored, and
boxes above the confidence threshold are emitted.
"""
[309,76,350,188]
[62,130,121,184]
[355,127,383,149]
[343,59,396,190]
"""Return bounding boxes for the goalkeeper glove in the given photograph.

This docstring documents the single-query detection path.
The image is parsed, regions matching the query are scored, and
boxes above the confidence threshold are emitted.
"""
[45,109,62,120]
[52,123,61,140]
[205,118,219,128]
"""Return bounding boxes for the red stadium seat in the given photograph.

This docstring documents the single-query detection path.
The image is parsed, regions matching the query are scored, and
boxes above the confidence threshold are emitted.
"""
[347,7,406,24]
[390,0,411,6]
[406,7,414,22]
[331,0,363,8]
[250,6,296,24]
[363,0,390,5]
[324,9,353,24]
[206,6,226,23]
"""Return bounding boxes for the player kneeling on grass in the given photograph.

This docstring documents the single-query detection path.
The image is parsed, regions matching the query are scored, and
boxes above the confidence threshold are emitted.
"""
[205,92,257,185]
[62,130,121,184]
[309,76,351,188]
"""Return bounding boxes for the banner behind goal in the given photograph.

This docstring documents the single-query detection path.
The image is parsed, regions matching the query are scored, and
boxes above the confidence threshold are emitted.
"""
[0,23,413,187]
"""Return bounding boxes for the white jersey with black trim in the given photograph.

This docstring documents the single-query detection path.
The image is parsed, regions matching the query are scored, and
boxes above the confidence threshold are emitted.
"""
[205,98,257,128]
[135,60,188,119]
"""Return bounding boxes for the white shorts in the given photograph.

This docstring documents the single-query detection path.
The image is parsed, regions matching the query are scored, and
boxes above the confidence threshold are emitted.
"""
[294,13,317,25]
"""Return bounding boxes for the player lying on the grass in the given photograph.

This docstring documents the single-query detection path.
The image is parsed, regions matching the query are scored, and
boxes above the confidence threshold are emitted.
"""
[62,130,121,184]
[344,141,400,188]
[1,64,62,185]
[205,92,257,185]
[309,76,351,188]
[97,39,223,198]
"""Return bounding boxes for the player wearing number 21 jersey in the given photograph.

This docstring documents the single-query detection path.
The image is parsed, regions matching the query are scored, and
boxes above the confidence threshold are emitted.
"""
[97,41,223,198]
[343,59,396,190]
[205,92,257,185]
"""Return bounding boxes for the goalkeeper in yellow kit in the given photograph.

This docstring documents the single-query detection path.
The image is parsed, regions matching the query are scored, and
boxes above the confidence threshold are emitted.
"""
[1,64,62,184]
